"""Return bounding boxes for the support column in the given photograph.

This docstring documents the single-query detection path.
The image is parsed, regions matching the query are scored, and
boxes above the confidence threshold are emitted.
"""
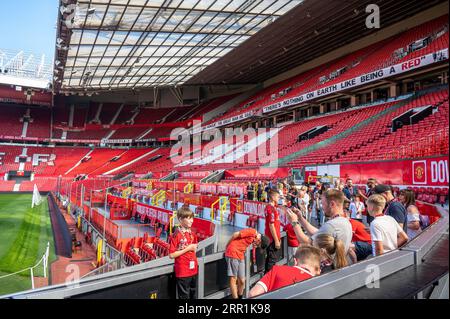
[306,108,312,117]
[350,96,356,107]
[389,84,397,98]
[273,116,277,127]
[402,82,409,95]
[442,71,448,84]
[319,104,325,114]
[370,91,375,102]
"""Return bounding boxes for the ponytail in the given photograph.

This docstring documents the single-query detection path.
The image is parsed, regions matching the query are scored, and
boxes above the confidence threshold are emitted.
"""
[333,239,348,269]
[313,233,348,270]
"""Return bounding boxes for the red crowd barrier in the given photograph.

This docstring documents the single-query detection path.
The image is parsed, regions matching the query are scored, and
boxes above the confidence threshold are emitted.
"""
[90,209,119,244]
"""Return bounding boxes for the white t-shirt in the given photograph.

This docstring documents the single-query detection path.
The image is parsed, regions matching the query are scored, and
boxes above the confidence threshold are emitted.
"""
[299,193,310,211]
[349,201,364,220]
[406,213,422,240]
[370,215,404,255]
[313,216,353,253]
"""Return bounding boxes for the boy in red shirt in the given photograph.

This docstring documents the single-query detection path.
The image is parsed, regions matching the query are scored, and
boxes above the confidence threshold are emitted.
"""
[225,228,270,299]
[169,207,198,299]
[344,204,373,261]
[249,246,321,297]
[284,207,301,265]
[265,189,281,273]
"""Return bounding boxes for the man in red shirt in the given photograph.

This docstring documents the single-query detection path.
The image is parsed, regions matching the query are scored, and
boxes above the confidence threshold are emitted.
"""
[249,246,321,297]
[169,207,198,299]
[225,228,270,299]
[265,189,281,273]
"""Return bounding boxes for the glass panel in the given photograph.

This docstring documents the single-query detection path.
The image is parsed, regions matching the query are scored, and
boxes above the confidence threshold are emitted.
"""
[63,0,302,90]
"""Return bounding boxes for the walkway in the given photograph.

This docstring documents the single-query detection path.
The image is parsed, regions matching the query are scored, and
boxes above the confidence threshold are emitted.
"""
[49,205,97,285]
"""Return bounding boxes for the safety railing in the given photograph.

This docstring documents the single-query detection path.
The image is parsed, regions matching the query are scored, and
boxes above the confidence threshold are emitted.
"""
[0,242,50,294]
[2,201,446,299]
[211,196,228,224]
[0,229,259,299]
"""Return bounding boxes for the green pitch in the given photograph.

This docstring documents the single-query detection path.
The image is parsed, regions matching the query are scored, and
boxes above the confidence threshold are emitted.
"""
[0,194,56,296]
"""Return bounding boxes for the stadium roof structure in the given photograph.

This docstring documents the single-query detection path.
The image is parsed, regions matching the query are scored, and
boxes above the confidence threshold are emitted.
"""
[0,48,53,89]
[187,0,449,85]
[55,0,303,93]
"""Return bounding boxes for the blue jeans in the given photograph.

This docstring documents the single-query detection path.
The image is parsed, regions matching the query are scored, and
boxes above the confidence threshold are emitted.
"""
[354,241,372,261]
[317,209,325,227]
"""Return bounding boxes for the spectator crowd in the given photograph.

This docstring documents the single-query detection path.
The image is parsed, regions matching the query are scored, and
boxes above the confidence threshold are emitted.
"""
[168,175,435,299]
[240,176,431,297]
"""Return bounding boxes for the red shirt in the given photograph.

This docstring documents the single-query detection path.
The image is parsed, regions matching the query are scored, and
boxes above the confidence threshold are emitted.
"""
[284,223,299,247]
[169,228,198,278]
[257,265,313,293]
[265,204,281,244]
[225,228,257,260]
[349,219,372,243]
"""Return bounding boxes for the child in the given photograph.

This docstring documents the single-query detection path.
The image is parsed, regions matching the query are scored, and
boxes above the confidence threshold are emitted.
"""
[284,208,301,265]
[312,233,348,274]
[264,189,281,273]
[349,194,365,222]
[248,246,321,297]
[343,203,372,261]
[169,207,198,299]
[367,195,408,256]
[225,228,270,299]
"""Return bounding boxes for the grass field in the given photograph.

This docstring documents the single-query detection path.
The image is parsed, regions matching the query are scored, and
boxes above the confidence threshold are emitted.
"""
[0,194,56,296]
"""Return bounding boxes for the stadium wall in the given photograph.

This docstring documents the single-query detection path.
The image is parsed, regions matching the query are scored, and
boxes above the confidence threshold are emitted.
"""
[302,155,449,187]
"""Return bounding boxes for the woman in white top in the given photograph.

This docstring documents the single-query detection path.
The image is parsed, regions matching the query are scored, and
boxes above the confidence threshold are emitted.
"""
[349,194,365,222]
[398,189,422,240]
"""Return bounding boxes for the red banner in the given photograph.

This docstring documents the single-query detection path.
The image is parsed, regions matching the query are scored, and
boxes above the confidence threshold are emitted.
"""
[199,183,217,194]
[238,200,288,226]
[84,119,193,131]
[176,193,202,206]
[178,171,212,179]
[135,202,173,225]
[225,167,290,178]
[339,156,449,186]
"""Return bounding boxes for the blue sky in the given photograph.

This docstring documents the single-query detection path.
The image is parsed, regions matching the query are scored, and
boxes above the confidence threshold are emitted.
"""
[0,0,59,61]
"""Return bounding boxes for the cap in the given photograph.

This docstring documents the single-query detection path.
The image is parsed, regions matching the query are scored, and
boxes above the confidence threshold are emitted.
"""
[373,184,392,194]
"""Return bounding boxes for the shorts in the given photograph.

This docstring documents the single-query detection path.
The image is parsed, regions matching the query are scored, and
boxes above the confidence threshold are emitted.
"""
[226,257,245,278]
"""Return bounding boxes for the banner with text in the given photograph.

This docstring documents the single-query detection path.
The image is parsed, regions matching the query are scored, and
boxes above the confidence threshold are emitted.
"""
[135,203,173,225]
[263,49,449,114]
[303,156,449,187]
